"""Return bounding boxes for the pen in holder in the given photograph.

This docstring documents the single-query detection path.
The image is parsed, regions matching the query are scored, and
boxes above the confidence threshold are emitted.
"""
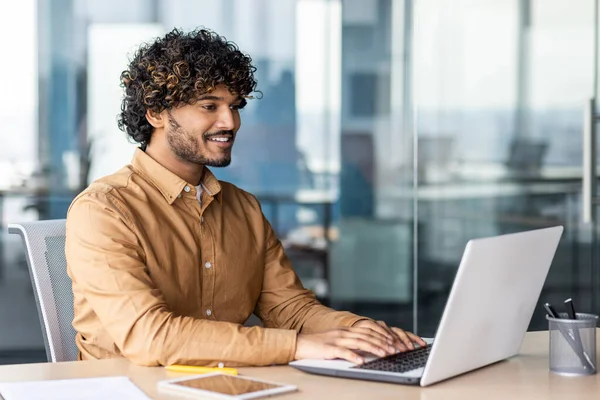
[546,313,598,375]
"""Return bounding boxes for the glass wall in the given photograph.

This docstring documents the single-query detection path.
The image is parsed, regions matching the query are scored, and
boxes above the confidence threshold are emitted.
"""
[413,0,599,336]
[1,0,598,364]
[329,0,415,330]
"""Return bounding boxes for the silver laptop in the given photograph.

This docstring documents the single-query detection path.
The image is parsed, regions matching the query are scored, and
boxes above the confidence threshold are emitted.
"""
[290,226,563,386]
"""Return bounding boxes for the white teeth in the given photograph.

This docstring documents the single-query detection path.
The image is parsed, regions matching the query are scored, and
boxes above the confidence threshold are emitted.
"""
[209,137,229,142]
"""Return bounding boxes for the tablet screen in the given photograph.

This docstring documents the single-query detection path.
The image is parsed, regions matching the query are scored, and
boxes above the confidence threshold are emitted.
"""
[171,374,284,396]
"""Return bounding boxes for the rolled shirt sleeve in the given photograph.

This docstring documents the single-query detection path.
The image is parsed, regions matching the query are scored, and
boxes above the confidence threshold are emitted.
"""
[254,213,369,333]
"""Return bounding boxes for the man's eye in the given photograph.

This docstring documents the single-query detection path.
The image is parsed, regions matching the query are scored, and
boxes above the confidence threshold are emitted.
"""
[202,104,216,111]
[230,104,244,111]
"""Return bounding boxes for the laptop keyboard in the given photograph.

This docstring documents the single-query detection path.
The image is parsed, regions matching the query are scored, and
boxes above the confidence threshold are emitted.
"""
[352,345,432,374]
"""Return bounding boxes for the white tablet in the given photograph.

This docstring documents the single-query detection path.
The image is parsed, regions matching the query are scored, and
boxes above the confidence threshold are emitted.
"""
[157,372,298,399]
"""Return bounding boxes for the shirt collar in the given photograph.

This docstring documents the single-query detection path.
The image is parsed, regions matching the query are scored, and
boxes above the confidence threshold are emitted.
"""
[131,148,222,205]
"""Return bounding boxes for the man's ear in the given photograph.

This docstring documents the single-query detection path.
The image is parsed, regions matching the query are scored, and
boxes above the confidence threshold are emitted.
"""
[146,109,165,128]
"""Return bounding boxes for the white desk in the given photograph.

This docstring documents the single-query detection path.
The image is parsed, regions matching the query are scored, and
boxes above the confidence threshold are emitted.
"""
[0,330,599,399]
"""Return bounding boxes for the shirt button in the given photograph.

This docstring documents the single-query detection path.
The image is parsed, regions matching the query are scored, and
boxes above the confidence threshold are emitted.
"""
[201,216,205,223]
[205,261,212,269]
[206,309,212,316]
[184,186,191,192]
[177,194,182,199]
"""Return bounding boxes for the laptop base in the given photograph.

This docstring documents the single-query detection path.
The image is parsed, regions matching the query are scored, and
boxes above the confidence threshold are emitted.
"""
[292,364,421,385]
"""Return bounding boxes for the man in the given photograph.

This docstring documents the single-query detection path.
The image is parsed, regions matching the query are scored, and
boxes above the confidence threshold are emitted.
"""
[66,28,424,367]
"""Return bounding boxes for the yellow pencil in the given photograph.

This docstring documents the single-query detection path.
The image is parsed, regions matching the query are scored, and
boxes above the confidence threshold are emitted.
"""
[165,364,239,375]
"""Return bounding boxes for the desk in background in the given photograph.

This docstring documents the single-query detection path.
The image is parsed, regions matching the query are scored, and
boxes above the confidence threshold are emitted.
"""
[257,190,336,300]
[0,330,598,399]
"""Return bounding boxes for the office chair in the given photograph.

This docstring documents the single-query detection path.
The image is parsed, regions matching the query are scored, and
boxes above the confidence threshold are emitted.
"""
[506,138,549,177]
[8,219,78,362]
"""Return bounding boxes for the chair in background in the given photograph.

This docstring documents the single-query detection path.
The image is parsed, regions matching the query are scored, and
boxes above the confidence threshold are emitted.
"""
[505,138,549,178]
[7,219,78,362]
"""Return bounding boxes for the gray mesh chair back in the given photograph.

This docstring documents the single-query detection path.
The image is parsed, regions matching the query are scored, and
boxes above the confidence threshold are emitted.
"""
[8,219,78,362]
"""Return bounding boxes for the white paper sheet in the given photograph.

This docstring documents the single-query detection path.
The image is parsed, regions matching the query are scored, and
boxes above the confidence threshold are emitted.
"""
[0,376,150,400]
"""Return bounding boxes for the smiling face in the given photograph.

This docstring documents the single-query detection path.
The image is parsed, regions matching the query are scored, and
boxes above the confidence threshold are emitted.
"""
[160,84,245,168]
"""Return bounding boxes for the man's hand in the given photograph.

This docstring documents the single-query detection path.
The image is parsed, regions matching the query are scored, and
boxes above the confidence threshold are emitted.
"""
[294,327,399,364]
[353,320,426,352]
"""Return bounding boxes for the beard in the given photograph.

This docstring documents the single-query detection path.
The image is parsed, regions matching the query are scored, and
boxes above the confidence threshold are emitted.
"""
[165,114,234,167]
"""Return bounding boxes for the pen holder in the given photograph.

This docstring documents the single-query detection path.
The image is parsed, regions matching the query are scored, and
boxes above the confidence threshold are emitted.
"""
[547,313,598,376]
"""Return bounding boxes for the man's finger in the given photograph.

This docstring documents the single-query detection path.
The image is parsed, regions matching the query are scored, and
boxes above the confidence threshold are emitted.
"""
[372,321,406,348]
[405,330,427,347]
[360,320,394,342]
[338,331,396,354]
[328,345,363,364]
[336,338,389,358]
[372,322,412,351]
[347,327,393,344]
[391,327,416,350]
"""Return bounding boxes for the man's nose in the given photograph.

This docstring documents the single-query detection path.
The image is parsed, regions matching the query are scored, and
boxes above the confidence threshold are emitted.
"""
[216,108,235,131]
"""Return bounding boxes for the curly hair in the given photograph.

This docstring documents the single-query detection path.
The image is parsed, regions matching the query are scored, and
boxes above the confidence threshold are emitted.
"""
[117,28,258,146]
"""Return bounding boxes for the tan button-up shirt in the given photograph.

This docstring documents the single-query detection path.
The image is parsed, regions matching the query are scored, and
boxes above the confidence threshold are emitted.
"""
[66,149,365,367]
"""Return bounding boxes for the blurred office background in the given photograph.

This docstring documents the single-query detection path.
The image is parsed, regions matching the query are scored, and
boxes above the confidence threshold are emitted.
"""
[1,0,600,363]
